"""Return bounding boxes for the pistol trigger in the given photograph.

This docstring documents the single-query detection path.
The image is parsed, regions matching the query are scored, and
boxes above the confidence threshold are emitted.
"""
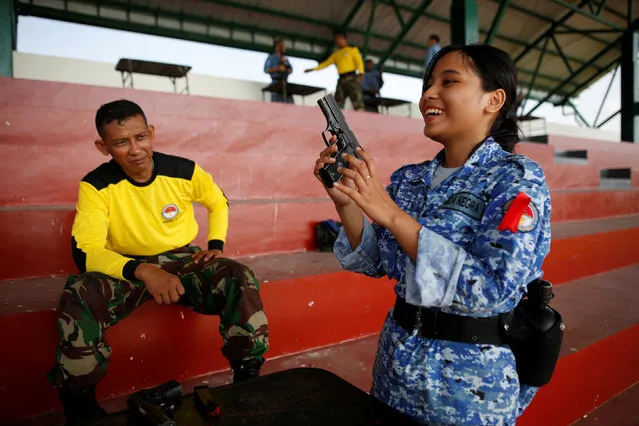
[321,131,333,147]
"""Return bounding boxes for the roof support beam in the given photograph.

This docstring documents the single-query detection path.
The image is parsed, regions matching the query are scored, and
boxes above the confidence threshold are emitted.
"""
[550,0,624,31]
[363,0,379,58]
[451,0,479,44]
[388,0,405,27]
[587,0,627,22]
[550,34,573,74]
[522,36,550,115]
[485,0,613,46]
[596,0,608,16]
[378,0,433,67]
[0,0,16,77]
[562,56,620,100]
[567,100,590,127]
[484,0,510,45]
[620,28,638,142]
[597,109,620,128]
[514,0,589,64]
[322,0,366,57]
[524,32,625,116]
[593,65,618,127]
[554,28,619,34]
[203,0,328,30]
[341,0,366,30]
[374,0,603,69]
[561,21,638,99]
[201,0,416,51]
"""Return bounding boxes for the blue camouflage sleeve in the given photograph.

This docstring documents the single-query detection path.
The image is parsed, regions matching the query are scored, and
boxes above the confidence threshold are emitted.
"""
[333,168,404,278]
[333,217,385,277]
[404,158,552,315]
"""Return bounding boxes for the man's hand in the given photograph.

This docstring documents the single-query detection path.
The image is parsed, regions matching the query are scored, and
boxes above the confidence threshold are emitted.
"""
[135,263,185,305]
[358,74,364,83]
[279,64,287,71]
[192,249,223,264]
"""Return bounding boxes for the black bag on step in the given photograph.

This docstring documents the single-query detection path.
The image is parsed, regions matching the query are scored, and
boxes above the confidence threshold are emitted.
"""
[315,220,342,252]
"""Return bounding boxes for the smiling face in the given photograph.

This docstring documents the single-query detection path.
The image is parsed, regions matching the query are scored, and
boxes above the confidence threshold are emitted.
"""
[94,115,155,182]
[419,50,505,147]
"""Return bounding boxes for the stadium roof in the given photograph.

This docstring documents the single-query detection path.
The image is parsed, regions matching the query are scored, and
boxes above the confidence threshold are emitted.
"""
[15,0,639,110]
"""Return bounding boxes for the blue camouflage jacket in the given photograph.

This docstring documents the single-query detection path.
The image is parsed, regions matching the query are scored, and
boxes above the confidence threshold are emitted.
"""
[335,138,551,317]
[333,138,552,425]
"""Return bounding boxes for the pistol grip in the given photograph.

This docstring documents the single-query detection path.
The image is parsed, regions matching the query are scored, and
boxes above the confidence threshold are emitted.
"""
[318,168,335,188]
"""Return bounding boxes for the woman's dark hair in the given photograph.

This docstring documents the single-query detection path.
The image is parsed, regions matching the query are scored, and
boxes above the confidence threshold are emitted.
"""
[422,44,521,153]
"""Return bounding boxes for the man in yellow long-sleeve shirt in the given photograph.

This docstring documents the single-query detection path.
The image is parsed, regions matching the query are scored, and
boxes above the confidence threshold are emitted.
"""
[306,32,364,110]
[48,100,269,423]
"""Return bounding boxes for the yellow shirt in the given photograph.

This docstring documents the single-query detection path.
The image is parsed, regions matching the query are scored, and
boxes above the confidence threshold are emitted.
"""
[314,46,364,76]
[71,152,229,281]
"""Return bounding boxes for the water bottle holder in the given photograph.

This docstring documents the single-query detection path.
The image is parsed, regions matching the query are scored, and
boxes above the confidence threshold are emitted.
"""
[503,301,564,387]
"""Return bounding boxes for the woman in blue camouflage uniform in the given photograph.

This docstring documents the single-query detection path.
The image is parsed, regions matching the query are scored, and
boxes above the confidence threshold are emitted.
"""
[313,44,552,425]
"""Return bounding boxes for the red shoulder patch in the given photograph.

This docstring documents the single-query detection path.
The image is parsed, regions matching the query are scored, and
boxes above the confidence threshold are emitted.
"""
[498,192,538,233]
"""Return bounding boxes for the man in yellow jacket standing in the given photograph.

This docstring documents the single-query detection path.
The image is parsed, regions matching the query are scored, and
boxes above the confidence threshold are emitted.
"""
[306,32,365,110]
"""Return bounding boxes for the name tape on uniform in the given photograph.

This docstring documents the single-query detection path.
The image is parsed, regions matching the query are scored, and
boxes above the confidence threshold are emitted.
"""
[440,192,486,221]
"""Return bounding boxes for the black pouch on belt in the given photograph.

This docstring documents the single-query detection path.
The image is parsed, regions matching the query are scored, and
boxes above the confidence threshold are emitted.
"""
[501,279,564,387]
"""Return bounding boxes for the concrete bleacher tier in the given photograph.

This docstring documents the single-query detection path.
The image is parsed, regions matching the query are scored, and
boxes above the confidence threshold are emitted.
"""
[1,77,638,424]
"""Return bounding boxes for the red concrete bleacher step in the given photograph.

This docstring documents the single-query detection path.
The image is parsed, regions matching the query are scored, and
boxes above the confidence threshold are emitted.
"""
[2,215,639,422]
[3,78,639,281]
[571,382,639,426]
[547,134,639,169]
[543,163,600,189]
[9,264,638,426]
[3,199,639,281]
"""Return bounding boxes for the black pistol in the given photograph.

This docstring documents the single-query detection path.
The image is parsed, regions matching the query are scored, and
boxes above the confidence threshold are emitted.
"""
[127,380,182,426]
[317,94,363,188]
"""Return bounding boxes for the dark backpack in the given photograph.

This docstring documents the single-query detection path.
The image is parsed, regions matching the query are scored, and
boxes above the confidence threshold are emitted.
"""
[315,220,342,252]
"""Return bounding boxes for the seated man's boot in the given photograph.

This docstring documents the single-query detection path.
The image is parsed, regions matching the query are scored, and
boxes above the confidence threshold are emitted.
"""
[57,384,106,424]
[232,358,264,383]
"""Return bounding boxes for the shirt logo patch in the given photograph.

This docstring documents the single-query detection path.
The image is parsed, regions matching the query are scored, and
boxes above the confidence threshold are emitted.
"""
[161,203,179,221]
[440,192,486,220]
[500,193,539,233]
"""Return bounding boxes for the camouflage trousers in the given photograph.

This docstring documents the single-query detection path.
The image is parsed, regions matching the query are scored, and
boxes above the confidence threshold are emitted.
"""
[48,247,269,390]
[335,74,364,110]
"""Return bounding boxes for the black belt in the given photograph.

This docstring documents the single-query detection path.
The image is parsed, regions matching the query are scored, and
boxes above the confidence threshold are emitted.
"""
[338,71,357,79]
[392,297,507,346]
[124,244,191,261]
